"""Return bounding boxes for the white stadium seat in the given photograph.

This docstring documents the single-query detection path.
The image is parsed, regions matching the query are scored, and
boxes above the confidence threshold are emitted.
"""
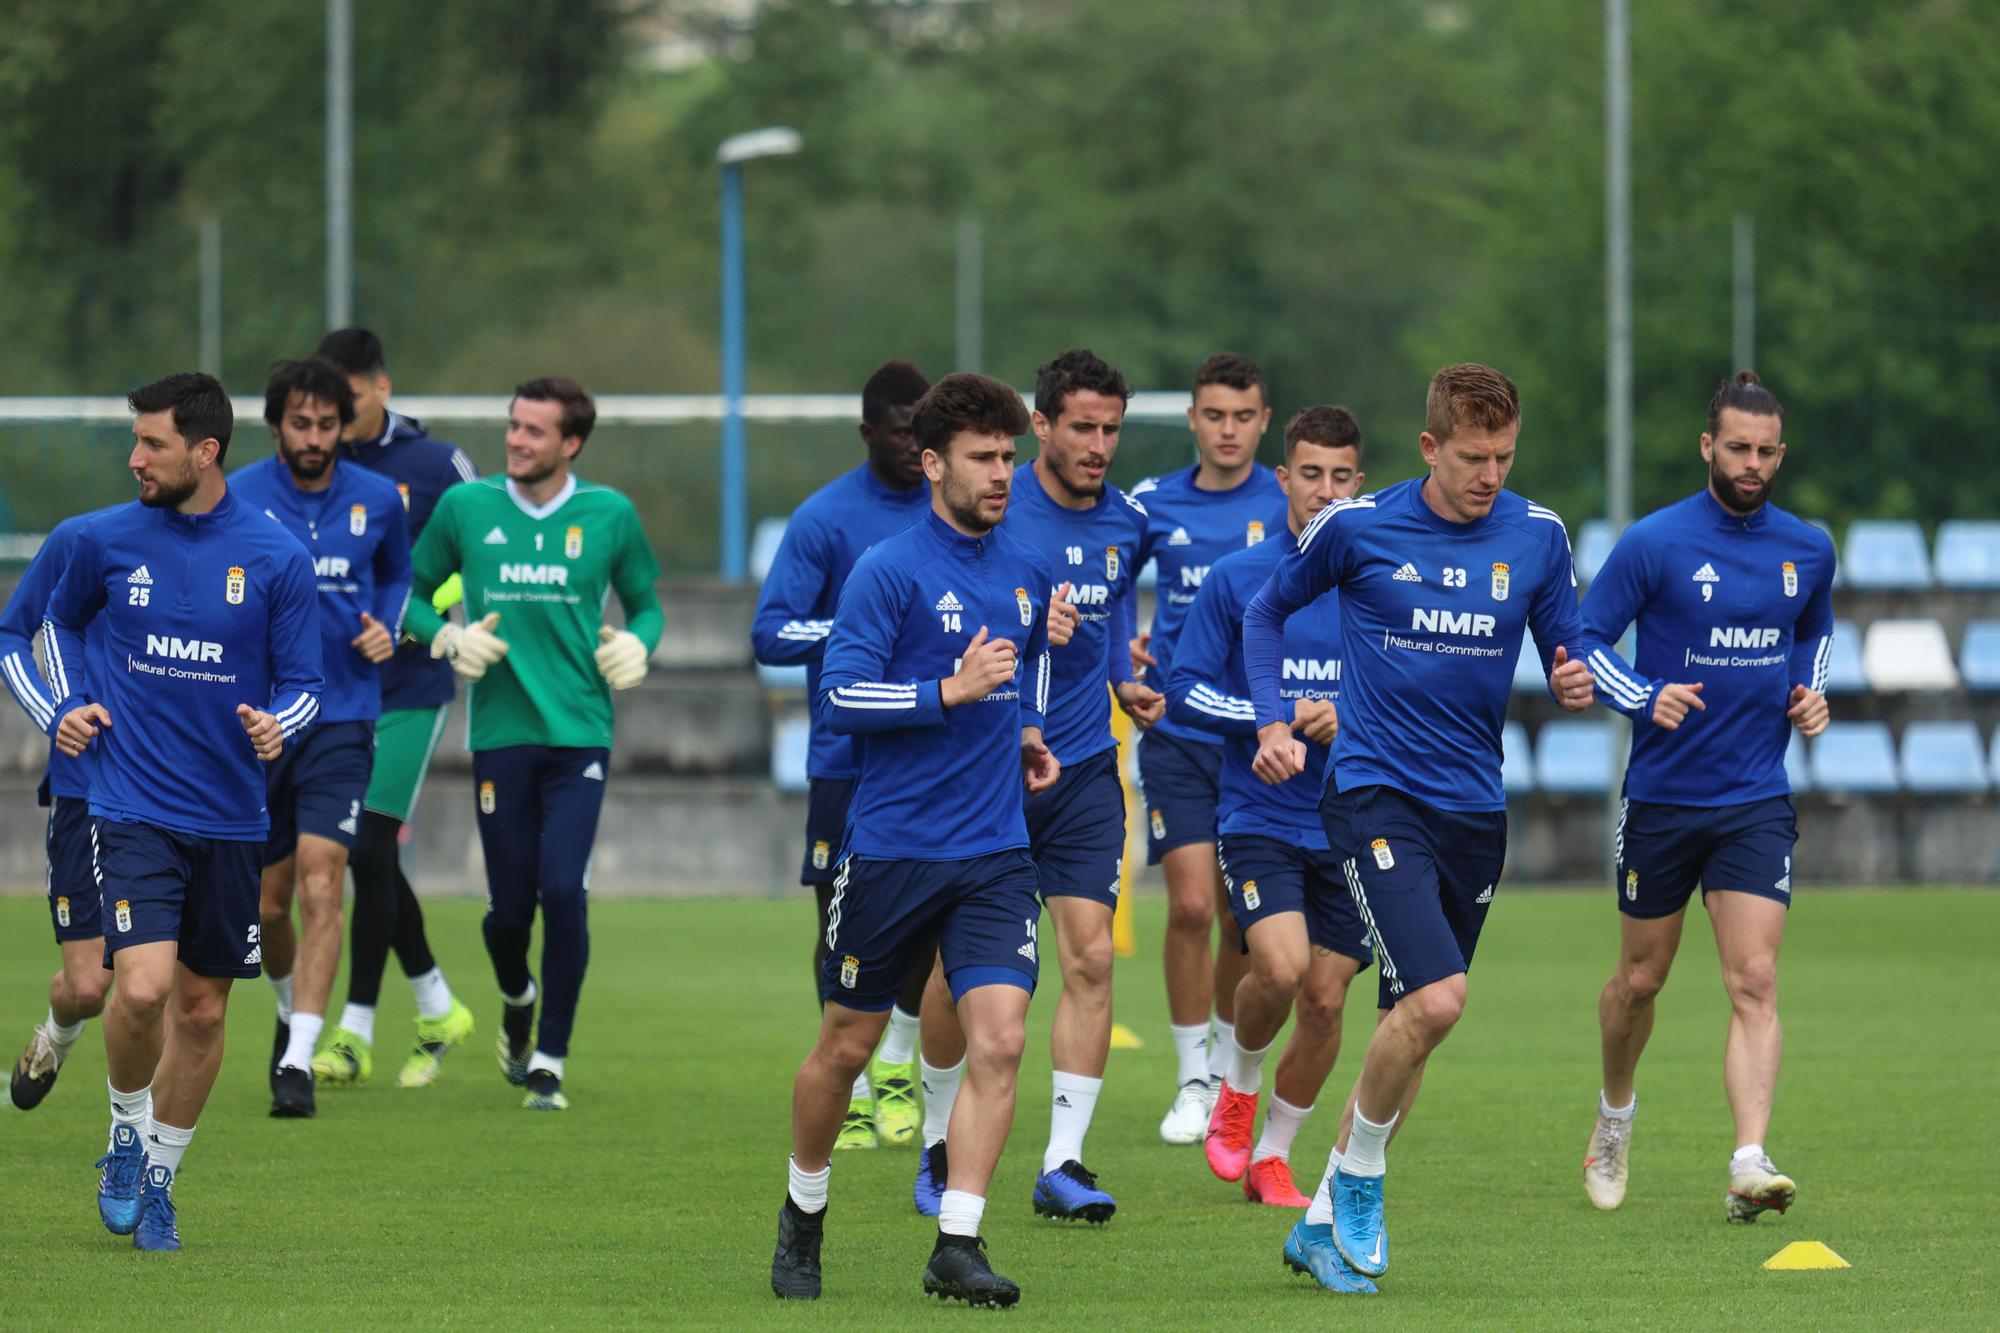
[1861,618,1959,691]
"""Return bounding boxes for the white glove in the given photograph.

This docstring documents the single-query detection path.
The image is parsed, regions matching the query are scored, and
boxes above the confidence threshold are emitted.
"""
[594,625,649,690]
[430,611,510,682]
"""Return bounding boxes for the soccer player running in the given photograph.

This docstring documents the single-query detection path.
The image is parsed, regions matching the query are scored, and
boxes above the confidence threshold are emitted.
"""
[751,359,936,1150]
[771,373,1054,1307]
[233,358,412,1118]
[45,373,322,1250]
[2,505,120,1108]
[402,376,662,1112]
[1129,353,1288,1143]
[1164,407,1373,1210]
[1245,364,1595,1292]
[1578,371,1834,1221]
[312,327,479,1089]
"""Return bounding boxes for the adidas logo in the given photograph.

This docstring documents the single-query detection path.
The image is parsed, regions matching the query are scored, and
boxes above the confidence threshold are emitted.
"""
[1167,527,1192,547]
[582,761,605,781]
[244,945,262,965]
[1392,562,1422,582]
[1692,562,1720,582]
[336,816,358,836]
[1475,884,1494,904]
[1017,939,1037,963]
[1052,1094,1072,1108]
[127,566,153,586]
[935,591,964,612]
[483,526,509,545]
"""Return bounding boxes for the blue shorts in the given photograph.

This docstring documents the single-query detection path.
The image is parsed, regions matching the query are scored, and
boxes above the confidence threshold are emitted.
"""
[93,819,263,979]
[46,796,101,941]
[800,778,854,887]
[821,849,1041,1011]
[1026,747,1125,907]
[1322,785,1507,1010]
[264,719,376,862]
[1216,832,1373,965]
[1138,729,1221,864]
[1615,795,1796,919]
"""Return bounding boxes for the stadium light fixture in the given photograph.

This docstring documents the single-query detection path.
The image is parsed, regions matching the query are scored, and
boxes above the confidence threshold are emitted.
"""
[717,126,803,581]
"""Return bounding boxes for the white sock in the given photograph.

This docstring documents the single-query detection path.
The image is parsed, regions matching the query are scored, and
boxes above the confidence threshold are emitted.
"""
[145,1119,194,1175]
[1170,1022,1208,1087]
[528,1050,565,1079]
[408,967,454,1021]
[269,972,294,1022]
[877,1005,920,1067]
[280,1012,323,1071]
[1043,1070,1104,1174]
[1732,1143,1765,1169]
[938,1189,985,1238]
[787,1155,829,1213]
[921,1057,963,1147]
[1228,1033,1270,1095]
[502,978,537,1008]
[850,1070,872,1101]
[1305,1148,1342,1225]
[1343,1105,1398,1178]
[336,1003,376,1046]
[1207,1016,1234,1083]
[1600,1089,1636,1120]
[1253,1095,1313,1163]
[107,1080,150,1153]
[46,1007,85,1050]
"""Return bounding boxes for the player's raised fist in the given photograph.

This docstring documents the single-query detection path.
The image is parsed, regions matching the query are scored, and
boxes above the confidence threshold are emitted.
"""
[1048,582,1080,648]
[1786,683,1830,738]
[53,702,111,758]
[1550,644,1595,713]
[1115,679,1166,729]
[594,625,650,690]
[1128,629,1156,677]
[942,625,1018,707]
[1020,729,1060,794]
[236,702,284,762]
[352,611,395,663]
[1292,697,1339,745]
[431,610,510,682]
[1252,719,1307,785]
[1652,681,1705,730]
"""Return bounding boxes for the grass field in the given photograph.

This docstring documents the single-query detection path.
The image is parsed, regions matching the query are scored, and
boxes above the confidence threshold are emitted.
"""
[1,888,1996,1329]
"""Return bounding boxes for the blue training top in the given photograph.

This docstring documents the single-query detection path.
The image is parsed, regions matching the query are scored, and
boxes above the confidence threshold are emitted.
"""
[0,507,121,804]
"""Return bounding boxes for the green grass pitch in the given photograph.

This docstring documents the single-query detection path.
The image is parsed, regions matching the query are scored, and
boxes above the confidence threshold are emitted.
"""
[1,888,1995,1328]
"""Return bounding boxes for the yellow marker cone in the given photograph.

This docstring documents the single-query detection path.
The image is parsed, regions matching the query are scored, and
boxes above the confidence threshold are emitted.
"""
[1110,698,1139,958]
[1763,1241,1850,1271]
[1110,1023,1144,1050]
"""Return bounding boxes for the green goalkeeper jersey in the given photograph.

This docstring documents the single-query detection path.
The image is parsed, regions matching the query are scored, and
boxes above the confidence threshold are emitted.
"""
[406,474,664,751]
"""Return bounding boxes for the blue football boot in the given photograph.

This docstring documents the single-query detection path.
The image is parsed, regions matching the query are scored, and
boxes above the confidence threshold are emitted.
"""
[914,1140,947,1217]
[1030,1159,1116,1224]
[1331,1167,1388,1277]
[1284,1217,1378,1294]
[133,1163,180,1251]
[95,1124,145,1235]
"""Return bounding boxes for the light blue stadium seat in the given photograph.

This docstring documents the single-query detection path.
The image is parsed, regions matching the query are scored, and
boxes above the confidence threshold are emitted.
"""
[1534,720,1614,794]
[750,516,788,584]
[758,661,808,691]
[1785,731,1810,793]
[1935,521,2000,589]
[1962,622,2000,692]
[770,710,811,793]
[1512,631,1545,693]
[1574,518,1615,584]
[1501,721,1534,794]
[1809,722,1899,794]
[1899,721,1990,794]
[1841,519,1931,589]
[1824,619,1867,693]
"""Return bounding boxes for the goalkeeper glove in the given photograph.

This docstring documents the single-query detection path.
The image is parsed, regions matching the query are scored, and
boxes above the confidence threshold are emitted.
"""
[594,625,649,690]
[430,611,510,682]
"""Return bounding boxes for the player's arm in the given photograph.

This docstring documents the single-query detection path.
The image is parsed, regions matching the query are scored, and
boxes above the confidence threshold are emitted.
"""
[1020,579,1058,793]
[1164,574,1258,737]
[595,506,665,690]
[357,493,413,663]
[820,561,948,733]
[244,551,327,760]
[0,530,71,735]
[1127,489,1161,674]
[1107,557,1163,725]
[401,491,459,647]
[1245,515,1342,779]
[1527,518,1596,714]
[1784,544,1835,737]
[1576,529,1703,727]
[750,513,836,666]
[41,533,110,754]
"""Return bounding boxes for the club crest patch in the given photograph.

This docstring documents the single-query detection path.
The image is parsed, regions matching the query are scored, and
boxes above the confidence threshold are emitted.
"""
[397,483,411,510]
[55,896,70,928]
[1242,880,1260,911]
[1150,809,1166,841]
[1491,562,1510,602]
[566,525,583,559]
[1625,869,1639,902]
[225,565,246,605]
[114,899,132,933]
[1105,545,1120,581]
[1782,561,1798,598]
[1247,520,1266,547]
[1371,838,1395,871]
[840,955,860,988]
[479,781,496,815]
[349,503,367,537]
[1016,586,1032,627]
[812,840,830,871]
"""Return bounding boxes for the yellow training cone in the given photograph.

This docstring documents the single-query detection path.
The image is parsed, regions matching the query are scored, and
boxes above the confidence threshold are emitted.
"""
[1763,1241,1850,1271]
[1110,1023,1145,1051]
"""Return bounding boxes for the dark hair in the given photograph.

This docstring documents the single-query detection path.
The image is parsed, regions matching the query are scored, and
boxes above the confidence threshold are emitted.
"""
[263,357,357,429]
[1284,404,1363,461]
[514,375,597,445]
[1034,347,1132,423]
[1193,352,1265,398]
[861,360,930,425]
[1424,363,1519,441]
[1706,369,1784,437]
[912,373,1030,455]
[315,327,385,376]
[128,372,234,462]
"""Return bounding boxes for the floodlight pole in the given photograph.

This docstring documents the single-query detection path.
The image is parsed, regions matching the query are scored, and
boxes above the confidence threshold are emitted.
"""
[326,0,352,328]
[1605,0,1633,861]
[956,213,984,373]
[716,127,802,581]
[1732,213,1756,371]
[199,216,222,378]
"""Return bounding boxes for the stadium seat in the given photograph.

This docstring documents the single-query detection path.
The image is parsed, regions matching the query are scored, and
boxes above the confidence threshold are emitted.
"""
[1511,631,1545,693]
[1809,722,1899,794]
[770,710,811,793]
[1785,731,1810,793]
[1533,720,1614,794]
[757,661,808,691]
[1961,622,2000,692]
[1824,619,1868,693]
[1899,721,1991,794]
[1862,618,1959,691]
[749,516,788,584]
[1841,519,1931,588]
[1574,518,1615,584]
[1935,520,2000,589]
[1501,720,1534,794]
